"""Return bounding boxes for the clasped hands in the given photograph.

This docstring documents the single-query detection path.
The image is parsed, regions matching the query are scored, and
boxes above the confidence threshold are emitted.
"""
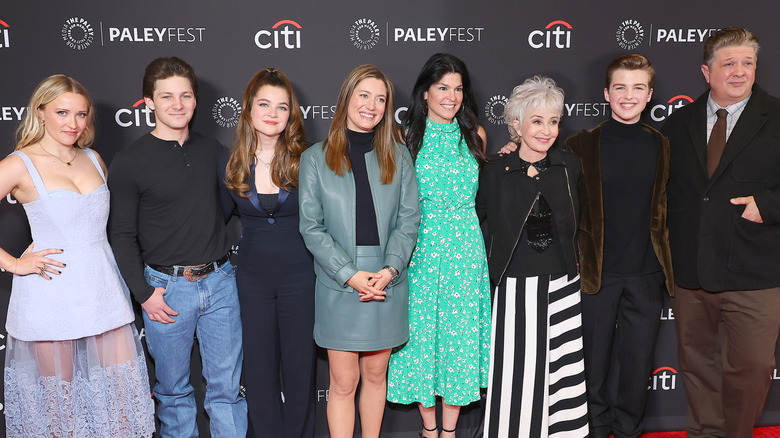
[348,269,393,302]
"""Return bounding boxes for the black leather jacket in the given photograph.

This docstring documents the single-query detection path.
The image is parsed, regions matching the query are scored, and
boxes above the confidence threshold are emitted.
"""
[476,147,582,286]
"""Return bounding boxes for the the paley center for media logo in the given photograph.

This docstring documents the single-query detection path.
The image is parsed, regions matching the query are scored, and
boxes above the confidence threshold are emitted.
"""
[350,18,380,50]
[615,19,644,50]
[62,17,94,50]
[485,95,508,126]
[614,20,719,49]
[212,97,242,128]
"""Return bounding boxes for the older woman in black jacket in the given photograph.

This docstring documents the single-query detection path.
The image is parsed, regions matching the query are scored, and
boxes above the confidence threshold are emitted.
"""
[476,75,588,438]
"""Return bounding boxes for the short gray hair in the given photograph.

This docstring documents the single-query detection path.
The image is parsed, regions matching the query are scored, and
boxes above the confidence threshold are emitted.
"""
[504,75,564,142]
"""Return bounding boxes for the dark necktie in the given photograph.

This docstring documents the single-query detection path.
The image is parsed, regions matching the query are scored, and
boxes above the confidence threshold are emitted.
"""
[707,108,728,178]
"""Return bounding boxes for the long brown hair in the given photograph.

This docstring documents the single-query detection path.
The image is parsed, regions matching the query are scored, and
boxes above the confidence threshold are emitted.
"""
[324,64,401,185]
[225,68,306,195]
[16,74,95,150]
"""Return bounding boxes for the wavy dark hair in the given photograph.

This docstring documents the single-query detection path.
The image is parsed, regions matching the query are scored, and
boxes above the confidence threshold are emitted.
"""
[404,53,486,164]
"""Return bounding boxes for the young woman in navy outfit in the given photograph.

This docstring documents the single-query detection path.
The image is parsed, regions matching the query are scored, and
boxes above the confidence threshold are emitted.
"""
[219,68,315,438]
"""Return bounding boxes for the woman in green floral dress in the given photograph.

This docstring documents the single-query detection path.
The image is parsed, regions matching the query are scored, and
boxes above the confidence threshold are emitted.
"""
[387,53,491,438]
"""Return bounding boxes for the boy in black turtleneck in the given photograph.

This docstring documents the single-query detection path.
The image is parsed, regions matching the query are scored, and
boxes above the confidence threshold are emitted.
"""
[565,54,674,438]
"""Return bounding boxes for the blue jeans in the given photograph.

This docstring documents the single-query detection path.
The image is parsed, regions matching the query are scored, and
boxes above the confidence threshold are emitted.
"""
[144,261,247,438]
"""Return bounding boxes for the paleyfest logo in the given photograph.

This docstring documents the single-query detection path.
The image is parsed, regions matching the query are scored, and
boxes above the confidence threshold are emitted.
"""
[62,17,94,50]
[350,18,380,50]
[115,99,155,128]
[616,19,644,50]
[650,94,694,122]
[212,97,241,128]
[0,105,26,122]
[106,26,205,43]
[0,19,10,49]
[528,20,572,49]
[655,27,718,44]
[255,19,302,49]
[485,95,508,125]
[564,101,610,118]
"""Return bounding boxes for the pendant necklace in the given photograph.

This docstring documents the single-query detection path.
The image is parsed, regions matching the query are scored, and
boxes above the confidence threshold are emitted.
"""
[40,143,77,167]
[255,151,274,173]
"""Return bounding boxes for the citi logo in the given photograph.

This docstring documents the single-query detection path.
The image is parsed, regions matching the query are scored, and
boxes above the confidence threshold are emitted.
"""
[648,366,678,391]
[115,99,155,128]
[0,19,10,48]
[255,20,302,49]
[528,20,572,49]
[0,194,18,206]
[650,95,693,122]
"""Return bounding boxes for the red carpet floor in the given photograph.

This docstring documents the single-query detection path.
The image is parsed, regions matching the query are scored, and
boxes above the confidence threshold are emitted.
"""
[640,427,780,437]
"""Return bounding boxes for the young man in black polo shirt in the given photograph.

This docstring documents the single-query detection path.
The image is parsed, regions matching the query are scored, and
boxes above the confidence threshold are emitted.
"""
[108,57,247,437]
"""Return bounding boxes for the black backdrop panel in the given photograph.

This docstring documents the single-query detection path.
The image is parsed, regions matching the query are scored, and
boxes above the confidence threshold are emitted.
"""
[1,1,780,436]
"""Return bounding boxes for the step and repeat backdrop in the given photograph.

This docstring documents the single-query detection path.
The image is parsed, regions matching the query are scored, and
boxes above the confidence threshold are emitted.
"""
[1,1,780,436]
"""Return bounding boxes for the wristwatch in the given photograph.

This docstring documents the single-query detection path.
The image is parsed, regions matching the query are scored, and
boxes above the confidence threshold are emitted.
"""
[383,265,399,282]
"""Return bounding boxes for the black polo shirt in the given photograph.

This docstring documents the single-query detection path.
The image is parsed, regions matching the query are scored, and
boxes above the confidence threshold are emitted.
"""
[108,132,229,303]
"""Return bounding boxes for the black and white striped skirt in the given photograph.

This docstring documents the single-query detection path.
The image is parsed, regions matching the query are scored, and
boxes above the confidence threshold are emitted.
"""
[484,274,589,438]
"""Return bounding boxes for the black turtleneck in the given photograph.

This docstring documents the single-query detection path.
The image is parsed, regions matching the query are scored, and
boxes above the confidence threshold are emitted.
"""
[600,119,661,275]
[347,129,380,246]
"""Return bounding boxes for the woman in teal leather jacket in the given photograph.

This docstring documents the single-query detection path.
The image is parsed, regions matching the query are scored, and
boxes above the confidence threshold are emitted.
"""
[298,64,420,438]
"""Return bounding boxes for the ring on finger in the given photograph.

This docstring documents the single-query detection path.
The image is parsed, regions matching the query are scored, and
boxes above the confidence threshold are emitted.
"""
[40,264,46,271]
[38,271,45,277]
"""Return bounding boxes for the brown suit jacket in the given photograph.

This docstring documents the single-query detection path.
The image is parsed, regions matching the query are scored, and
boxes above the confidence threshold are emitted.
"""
[565,121,674,296]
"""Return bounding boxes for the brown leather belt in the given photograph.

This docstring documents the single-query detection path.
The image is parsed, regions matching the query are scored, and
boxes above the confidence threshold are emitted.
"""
[148,253,230,282]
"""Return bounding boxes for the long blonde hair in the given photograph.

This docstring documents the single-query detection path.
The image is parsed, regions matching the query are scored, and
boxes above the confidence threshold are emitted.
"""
[324,64,401,185]
[15,74,95,150]
[225,68,307,195]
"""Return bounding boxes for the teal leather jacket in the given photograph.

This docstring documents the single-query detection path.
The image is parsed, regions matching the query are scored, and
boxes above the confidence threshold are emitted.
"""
[299,141,420,291]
